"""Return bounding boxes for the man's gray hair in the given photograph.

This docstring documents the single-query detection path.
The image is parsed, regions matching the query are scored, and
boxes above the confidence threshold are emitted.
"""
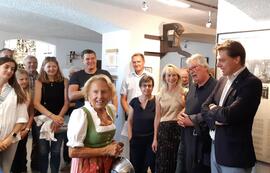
[186,53,209,69]
[23,55,37,64]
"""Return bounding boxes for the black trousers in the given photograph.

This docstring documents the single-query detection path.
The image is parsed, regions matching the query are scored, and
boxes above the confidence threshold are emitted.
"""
[130,135,156,173]
[10,134,28,173]
[31,122,40,170]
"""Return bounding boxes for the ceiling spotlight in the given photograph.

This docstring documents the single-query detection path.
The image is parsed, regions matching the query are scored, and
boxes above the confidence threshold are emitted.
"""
[141,0,149,11]
[206,11,212,28]
[157,0,191,8]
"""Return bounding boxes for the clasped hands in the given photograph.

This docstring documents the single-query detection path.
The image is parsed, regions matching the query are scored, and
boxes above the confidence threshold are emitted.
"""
[177,112,193,127]
[50,115,64,132]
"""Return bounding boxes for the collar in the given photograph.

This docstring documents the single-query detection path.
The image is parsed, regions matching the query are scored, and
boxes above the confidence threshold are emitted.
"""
[131,69,147,77]
[227,66,246,82]
[195,75,213,89]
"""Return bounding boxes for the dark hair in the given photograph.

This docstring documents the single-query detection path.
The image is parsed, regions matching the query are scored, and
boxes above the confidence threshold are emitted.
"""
[131,53,145,62]
[0,57,26,104]
[38,56,64,83]
[216,40,246,65]
[0,48,13,53]
[81,49,96,58]
[139,75,154,87]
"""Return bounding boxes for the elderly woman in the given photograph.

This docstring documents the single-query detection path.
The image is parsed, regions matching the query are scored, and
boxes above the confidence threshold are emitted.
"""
[128,75,156,173]
[67,74,123,173]
[152,64,185,173]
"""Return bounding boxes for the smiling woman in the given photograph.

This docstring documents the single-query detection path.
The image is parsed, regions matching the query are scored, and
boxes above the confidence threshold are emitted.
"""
[67,74,123,173]
[0,57,28,173]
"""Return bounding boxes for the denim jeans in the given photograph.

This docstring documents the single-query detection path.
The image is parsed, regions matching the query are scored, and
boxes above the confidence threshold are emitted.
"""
[39,132,64,173]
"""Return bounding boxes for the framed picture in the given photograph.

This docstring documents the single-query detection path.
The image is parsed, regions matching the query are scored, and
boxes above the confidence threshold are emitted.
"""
[105,48,118,68]
[144,66,152,73]
[218,29,270,163]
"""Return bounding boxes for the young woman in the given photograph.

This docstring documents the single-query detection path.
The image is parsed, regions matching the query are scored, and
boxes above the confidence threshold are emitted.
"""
[152,64,185,173]
[67,74,123,173]
[11,69,34,173]
[128,75,156,173]
[0,57,28,173]
[34,56,69,173]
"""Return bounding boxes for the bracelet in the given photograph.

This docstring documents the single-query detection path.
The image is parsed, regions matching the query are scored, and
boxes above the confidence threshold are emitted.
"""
[25,128,31,132]
[48,113,54,118]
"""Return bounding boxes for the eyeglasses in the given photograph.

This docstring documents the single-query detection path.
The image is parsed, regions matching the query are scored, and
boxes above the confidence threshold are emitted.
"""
[188,64,200,71]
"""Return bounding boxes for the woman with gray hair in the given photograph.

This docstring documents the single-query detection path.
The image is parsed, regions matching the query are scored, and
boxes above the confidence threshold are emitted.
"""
[152,64,185,173]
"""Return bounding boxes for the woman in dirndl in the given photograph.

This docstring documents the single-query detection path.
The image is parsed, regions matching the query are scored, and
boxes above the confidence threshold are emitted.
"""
[67,74,123,173]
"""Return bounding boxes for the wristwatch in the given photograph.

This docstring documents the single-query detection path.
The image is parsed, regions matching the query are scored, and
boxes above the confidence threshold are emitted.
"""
[12,132,17,138]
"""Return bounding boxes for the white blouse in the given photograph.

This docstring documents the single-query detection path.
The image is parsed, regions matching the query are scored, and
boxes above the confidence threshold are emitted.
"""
[67,101,116,148]
[0,87,29,140]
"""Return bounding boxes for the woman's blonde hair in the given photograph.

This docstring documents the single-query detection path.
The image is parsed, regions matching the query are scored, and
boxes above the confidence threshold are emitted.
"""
[16,69,30,90]
[160,64,183,94]
[82,74,115,101]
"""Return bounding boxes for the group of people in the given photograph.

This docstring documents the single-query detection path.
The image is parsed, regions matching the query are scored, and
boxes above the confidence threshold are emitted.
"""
[0,39,263,173]
[121,40,262,173]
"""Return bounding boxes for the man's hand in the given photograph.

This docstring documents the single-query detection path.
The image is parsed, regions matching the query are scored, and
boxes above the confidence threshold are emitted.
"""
[177,112,193,127]
[209,103,217,110]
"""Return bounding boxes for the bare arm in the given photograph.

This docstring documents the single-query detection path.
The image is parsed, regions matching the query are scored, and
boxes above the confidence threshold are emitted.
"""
[0,123,24,151]
[152,98,161,152]
[120,94,129,114]
[20,100,35,139]
[69,142,123,158]
[127,106,134,140]
[33,80,63,125]
[58,79,69,117]
[68,84,84,101]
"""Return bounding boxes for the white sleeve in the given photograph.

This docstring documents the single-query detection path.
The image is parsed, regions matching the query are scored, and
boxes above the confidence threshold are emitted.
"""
[120,77,127,95]
[16,103,29,123]
[67,108,88,148]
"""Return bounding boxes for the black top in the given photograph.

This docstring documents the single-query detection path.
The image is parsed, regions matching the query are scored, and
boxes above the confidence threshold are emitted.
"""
[69,69,112,108]
[129,97,155,136]
[37,81,65,115]
[186,76,217,117]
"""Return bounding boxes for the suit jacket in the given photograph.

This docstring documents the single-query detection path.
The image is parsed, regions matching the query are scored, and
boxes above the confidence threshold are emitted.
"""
[201,68,262,168]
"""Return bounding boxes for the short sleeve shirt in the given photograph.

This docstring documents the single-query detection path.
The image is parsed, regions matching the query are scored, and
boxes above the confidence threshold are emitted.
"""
[69,69,113,108]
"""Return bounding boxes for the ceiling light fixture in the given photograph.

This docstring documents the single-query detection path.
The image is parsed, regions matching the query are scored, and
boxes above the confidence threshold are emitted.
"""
[157,0,191,8]
[141,0,149,11]
[206,11,212,28]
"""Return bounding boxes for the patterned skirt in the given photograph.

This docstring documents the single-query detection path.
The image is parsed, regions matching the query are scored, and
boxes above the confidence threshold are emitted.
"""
[70,156,114,173]
[156,121,181,173]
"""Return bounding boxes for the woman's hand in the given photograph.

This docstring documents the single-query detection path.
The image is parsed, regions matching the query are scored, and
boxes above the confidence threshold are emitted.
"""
[50,114,64,126]
[51,122,62,132]
[104,142,124,157]
[152,139,158,153]
[20,129,29,139]
[0,135,13,151]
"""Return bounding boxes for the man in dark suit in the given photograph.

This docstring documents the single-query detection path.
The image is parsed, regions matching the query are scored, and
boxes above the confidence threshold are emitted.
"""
[202,40,262,173]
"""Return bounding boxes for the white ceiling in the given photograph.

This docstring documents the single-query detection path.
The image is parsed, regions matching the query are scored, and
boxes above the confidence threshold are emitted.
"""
[0,0,218,43]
